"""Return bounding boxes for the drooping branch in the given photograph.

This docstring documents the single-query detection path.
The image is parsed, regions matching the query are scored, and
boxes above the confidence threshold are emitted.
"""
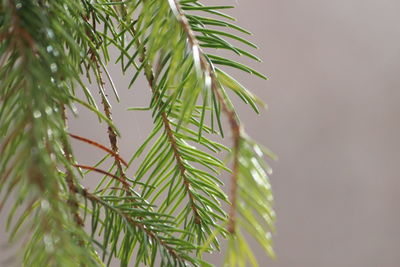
[125,22,203,225]
[169,0,242,233]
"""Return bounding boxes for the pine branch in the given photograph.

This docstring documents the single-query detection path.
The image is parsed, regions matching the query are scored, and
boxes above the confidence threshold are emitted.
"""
[167,0,244,233]
[135,25,223,247]
[129,23,203,224]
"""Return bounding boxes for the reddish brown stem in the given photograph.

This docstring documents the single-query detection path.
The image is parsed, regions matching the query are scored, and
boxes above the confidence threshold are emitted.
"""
[73,164,131,190]
[68,133,128,167]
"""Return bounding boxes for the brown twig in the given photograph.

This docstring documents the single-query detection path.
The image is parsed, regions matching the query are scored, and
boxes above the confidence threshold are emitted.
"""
[68,133,128,167]
[73,164,131,190]
[61,106,84,227]
[82,11,132,195]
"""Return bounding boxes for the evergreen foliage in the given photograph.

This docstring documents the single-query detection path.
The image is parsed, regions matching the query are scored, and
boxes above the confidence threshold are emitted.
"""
[0,0,275,266]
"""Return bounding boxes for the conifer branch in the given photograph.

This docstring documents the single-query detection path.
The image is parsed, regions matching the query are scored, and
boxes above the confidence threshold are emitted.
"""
[169,0,242,234]
[167,2,276,263]
[129,20,203,226]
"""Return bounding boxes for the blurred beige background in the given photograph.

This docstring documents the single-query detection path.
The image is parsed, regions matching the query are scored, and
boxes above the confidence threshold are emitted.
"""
[225,0,400,266]
[2,0,400,266]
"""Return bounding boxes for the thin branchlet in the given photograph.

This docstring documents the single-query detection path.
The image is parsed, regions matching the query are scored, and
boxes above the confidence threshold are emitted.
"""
[83,10,132,194]
[62,105,84,227]
[69,133,128,167]
[74,164,132,189]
